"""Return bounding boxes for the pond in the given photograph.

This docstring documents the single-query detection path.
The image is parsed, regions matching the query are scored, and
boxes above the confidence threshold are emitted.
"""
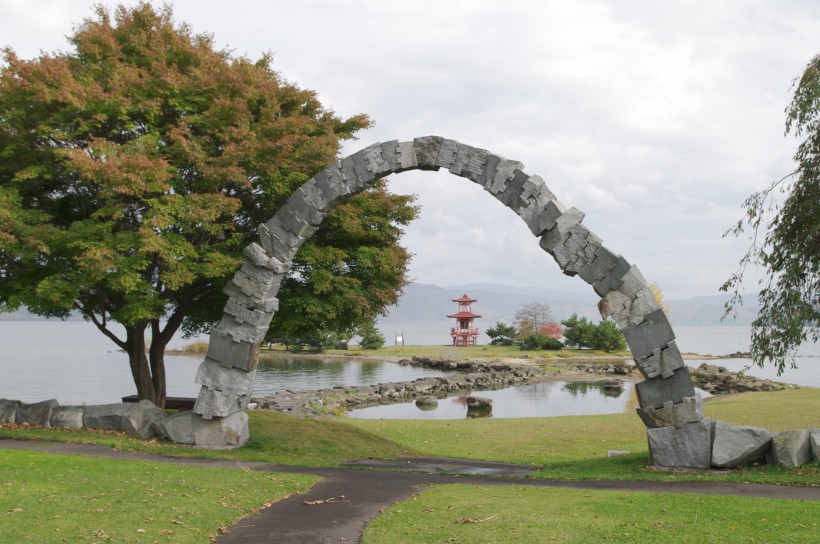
[253,356,451,395]
[346,380,638,419]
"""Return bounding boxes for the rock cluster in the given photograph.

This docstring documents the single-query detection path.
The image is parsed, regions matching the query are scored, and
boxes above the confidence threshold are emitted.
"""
[252,361,545,416]
[0,398,248,449]
[690,363,794,394]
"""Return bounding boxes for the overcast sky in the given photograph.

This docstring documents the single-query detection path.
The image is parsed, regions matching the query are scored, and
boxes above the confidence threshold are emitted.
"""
[2,0,818,300]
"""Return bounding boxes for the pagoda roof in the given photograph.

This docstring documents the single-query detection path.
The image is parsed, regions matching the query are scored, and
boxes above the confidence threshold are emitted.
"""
[447,311,482,319]
[452,293,477,303]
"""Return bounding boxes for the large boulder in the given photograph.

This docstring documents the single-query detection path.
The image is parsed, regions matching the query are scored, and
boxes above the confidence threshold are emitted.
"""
[122,400,167,439]
[83,403,131,431]
[767,429,812,467]
[0,399,19,424]
[711,421,771,468]
[811,429,820,463]
[152,411,195,444]
[192,411,249,449]
[15,399,59,428]
[647,418,713,469]
[50,406,84,430]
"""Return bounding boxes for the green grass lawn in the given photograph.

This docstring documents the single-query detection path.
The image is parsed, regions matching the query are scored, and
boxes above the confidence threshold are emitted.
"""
[363,484,820,544]
[0,449,317,544]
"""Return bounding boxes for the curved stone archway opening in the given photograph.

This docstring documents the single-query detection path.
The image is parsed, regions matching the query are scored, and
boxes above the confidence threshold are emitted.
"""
[184,135,710,466]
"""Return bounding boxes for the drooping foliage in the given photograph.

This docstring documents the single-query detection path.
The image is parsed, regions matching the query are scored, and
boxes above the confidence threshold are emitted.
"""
[722,53,820,374]
[0,3,415,404]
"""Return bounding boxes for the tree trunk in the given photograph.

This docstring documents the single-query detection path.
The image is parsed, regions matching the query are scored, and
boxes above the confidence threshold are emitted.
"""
[125,324,157,403]
[148,326,167,409]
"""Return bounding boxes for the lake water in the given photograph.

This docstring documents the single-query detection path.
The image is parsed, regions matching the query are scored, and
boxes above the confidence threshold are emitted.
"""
[347,380,637,420]
[0,321,817,411]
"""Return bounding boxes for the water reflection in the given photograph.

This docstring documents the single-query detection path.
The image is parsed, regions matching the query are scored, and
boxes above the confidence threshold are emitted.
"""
[253,356,450,395]
[347,380,636,420]
[562,380,624,398]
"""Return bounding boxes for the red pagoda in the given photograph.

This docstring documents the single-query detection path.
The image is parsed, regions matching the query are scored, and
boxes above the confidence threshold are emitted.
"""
[448,294,481,346]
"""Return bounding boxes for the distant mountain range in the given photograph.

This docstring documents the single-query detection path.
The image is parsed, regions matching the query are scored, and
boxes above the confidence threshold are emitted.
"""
[1,282,760,326]
[380,282,760,326]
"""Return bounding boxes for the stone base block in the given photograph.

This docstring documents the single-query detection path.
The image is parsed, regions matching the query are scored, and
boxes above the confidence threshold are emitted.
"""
[193,411,249,450]
[711,420,771,468]
[83,403,130,431]
[767,429,812,467]
[152,411,195,445]
[0,399,20,424]
[811,429,819,463]
[635,367,696,410]
[50,406,84,430]
[123,400,168,439]
[636,396,703,429]
[16,399,59,428]
[647,418,713,469]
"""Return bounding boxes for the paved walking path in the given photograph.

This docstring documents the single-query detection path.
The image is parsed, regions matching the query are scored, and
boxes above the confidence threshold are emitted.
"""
[3,439,818,544]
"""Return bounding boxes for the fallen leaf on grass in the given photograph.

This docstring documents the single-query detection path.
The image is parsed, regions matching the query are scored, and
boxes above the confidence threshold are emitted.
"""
[6,508,22,514]
[456,515,497,524]
[303,495,348,506]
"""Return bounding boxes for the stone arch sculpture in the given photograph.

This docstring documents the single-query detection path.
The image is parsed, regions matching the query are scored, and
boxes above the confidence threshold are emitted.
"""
[184,136,710,467]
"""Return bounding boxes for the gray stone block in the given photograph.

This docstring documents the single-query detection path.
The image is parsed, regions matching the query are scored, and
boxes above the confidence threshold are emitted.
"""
[531,199,568,235]
[216,313,269,344]
[539,207,586,255]
[0,399,19,424]
[361,141,394,177]
[591,254,631,297]
[377,140,401,173]
[492,169,529,207]
[195,359,255,393]
[193,386,251,419]
[395,141,418,171]
[636,395,703,429]
[412,136,444,170]
[635,340,684,379]
[49,405,84,429]
[647,418,713,469]
[16,399,59,428]
[811,429,819,462]
[206,331,259,372]
[623,308,676,361]
[312,166,348,211]
[484,156,525,195]
[339,151,378,192]
[599,284,659,330]
[224,297,274,328]
[122,399,167,439]
[83,403,130,431]
[635,366,696,409]
[434,138,460,169]
[243,242,289,274]
[222,282,280,313]
[152,410,195,445]
[449,143,490,182]
[193,411,250,449]
[767,429,812,467]
[229,262,284,301]
[615,264,648,298]
[257,221,308,262]
[711,420,772,468]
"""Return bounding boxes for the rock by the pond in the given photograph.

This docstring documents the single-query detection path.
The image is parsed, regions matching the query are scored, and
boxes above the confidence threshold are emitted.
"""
[711,420,771,468]
[152,410,195,445]
[0,399,19,424]
[122,400,167,439]
[15,399,59,428]
[415,396,439,410]
[647,418,713,469]
[49,405,84,430]
[192,411,249,449]
[83,403,131,431]
[466,396,493,409]
[767,429,812,467]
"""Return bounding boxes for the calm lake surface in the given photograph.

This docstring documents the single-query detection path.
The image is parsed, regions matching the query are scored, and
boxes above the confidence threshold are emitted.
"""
[0,321,817,413]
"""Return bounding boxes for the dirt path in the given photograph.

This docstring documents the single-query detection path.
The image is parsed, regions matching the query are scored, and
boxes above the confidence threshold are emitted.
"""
[2,439,818,544]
